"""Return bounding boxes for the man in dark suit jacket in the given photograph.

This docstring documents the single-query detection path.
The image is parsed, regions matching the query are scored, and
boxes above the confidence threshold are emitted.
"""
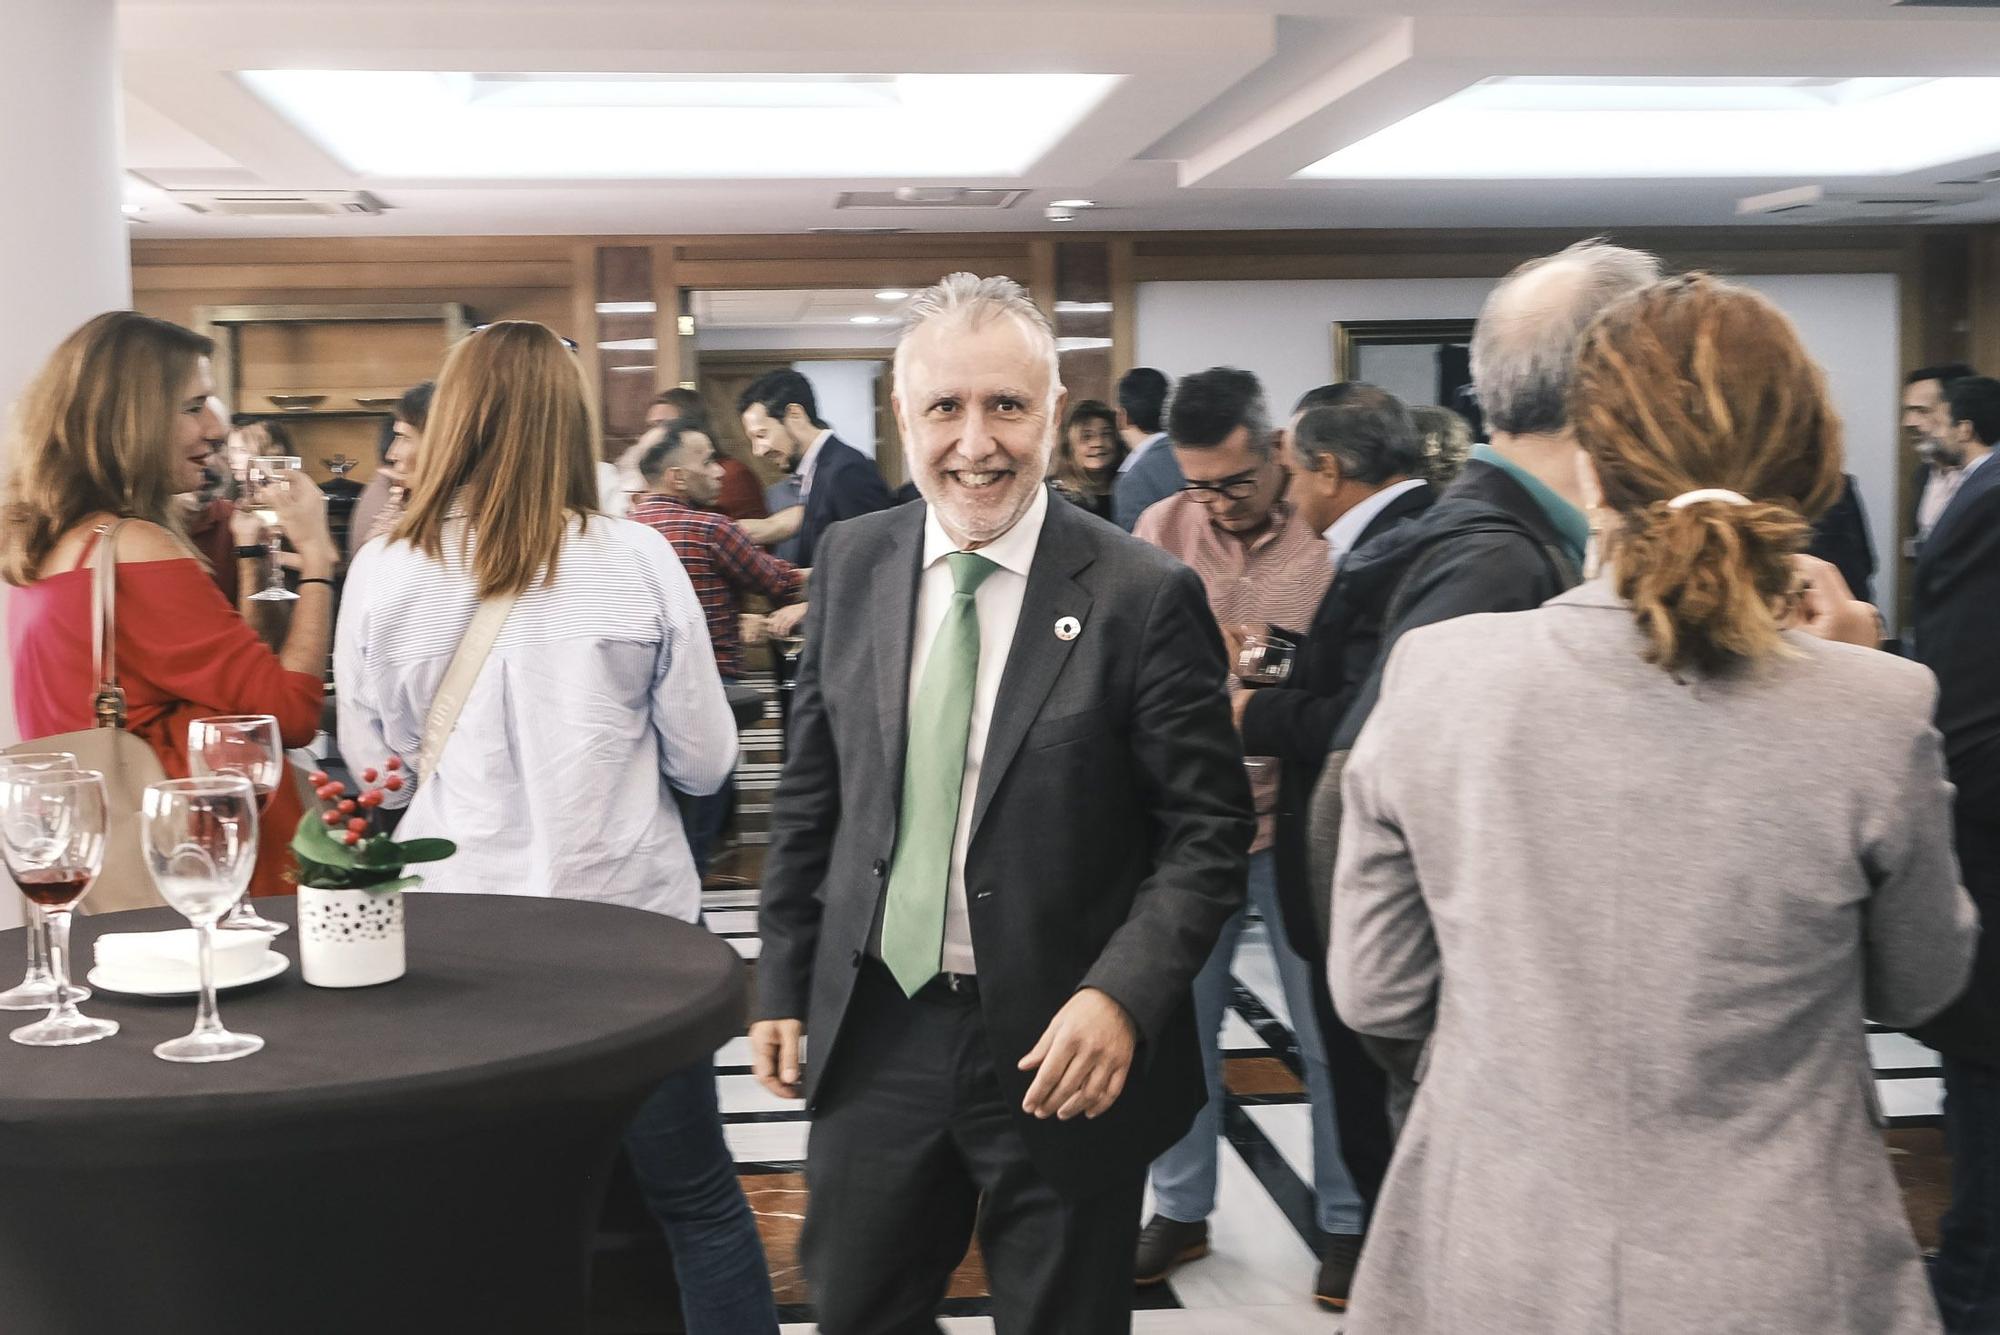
[1912,375,2000,1333]
[752,275,1252,1332]
[1233,385,1432,1299]
[1110,366,1182,531]
[736,368,895,568]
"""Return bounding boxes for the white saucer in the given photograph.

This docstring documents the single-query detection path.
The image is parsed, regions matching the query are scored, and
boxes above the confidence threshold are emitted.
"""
[86,952,290,998]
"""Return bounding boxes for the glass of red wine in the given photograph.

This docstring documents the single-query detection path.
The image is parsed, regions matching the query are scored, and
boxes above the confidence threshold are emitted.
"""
[0,751,84,1011]
[187,715,288,936]
[1,768,118,1047]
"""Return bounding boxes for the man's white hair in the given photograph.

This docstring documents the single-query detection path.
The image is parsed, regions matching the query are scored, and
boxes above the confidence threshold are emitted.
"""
[1470,238,1662,437]
[892,272,1062,408]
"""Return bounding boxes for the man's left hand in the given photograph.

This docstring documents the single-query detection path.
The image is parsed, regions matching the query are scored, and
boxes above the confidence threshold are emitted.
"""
[1018,987,1137,1121]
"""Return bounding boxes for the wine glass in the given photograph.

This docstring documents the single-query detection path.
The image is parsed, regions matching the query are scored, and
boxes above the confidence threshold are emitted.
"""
[247,455,303,602]
[2,768,118,1047]
[142,776,264,1063]
[188,714,289,936]
[0,751,83,1011]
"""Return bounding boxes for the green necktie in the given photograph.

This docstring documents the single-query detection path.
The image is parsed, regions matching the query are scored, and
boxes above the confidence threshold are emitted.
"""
[881,551,999,997]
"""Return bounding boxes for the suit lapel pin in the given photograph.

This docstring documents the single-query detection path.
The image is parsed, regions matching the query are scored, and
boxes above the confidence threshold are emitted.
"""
[1054,615,1081,641]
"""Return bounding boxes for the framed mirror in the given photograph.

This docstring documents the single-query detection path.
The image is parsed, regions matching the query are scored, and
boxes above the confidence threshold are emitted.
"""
[1330,318,1482,438]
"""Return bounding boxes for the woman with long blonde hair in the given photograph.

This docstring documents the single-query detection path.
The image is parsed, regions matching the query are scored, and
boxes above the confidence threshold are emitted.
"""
[5,310,334,898]
[1330,276,1975,1333]
[334,320,775,1332]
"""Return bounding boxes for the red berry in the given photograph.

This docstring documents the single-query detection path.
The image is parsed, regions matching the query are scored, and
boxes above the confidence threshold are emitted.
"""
[384,756,403,772]
[346,817,368,834]
[343,831,362,846]
[315,782,343,800]
[308,771,329,786]
[361,768,379,783]
[384,775,405,792]
[358,790,384,808]
[337,799,357,815]
[322,811,341,825]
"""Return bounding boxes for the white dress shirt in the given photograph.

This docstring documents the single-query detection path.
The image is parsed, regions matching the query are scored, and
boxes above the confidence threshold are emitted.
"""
[336,515,736,921]
[1118,431,1168,474]
[907,484,1050,974]
[1324,477,1428,568]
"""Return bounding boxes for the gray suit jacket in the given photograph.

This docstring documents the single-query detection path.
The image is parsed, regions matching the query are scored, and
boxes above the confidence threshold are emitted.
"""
[1112,436,1184,532]
[757,496,1253,1193]
[1330,580,1976,1335]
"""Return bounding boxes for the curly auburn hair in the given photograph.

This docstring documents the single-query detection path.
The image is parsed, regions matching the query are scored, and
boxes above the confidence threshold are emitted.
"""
[1569,274,1845,675]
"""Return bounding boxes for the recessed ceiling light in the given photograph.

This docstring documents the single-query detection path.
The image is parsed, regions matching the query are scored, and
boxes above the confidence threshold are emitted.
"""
[1056,336,1114,352]
[598,338,659,351]
[849,315,885,325]
[596,301,657,315]
[121,203,143,216]
[875,290,910,301]
[1053,300,1114,315]
[238,70,1120,179]
[1050,198,1096,208]
[1298,75,2000,179]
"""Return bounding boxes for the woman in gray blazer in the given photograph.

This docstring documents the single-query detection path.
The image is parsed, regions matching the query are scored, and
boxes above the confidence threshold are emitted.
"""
[1330,275,1978,1334]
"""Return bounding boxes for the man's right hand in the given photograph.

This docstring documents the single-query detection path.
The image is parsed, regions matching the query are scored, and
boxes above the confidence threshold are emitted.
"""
[749,1018,805,1100]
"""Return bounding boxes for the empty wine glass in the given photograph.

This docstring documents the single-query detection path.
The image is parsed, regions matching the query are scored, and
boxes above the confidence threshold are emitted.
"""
[188,714,288,936]
[142,776,264,1063]
[2,768,118,1047]
[246,455,303,602]
[0,751,83,1011]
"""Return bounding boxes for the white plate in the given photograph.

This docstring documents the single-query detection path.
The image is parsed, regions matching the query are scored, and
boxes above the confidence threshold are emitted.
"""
[86,952,290,999]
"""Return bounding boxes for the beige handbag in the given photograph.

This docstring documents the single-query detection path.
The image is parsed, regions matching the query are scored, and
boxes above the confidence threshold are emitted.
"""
[5,521,169,913]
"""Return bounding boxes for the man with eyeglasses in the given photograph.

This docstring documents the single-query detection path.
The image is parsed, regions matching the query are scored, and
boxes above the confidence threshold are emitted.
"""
[1131,366,1366,1305]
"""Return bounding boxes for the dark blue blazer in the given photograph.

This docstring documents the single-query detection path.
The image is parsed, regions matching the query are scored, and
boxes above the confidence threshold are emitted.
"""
[796,436,895,567]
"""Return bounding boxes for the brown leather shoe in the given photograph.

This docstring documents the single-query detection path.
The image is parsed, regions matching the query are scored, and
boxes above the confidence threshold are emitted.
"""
[1134,1214,1209,1286]
[1315,1232,1364,1310]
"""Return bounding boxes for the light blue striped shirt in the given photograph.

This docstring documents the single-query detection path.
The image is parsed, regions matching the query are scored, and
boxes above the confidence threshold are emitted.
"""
[335,515,735,921]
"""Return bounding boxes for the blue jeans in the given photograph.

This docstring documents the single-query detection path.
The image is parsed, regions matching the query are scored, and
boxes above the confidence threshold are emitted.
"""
[1149,849,1364,1235]
[622,1061,779,1334]
[1935,1054,2000,1334]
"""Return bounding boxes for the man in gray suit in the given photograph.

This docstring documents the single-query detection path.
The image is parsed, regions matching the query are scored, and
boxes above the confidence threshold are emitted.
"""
[751,274,1253,1333]
[1111,366,1182,530]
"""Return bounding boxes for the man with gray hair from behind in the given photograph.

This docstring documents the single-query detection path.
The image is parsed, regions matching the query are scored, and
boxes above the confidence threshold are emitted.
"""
[752,272,1252,1332]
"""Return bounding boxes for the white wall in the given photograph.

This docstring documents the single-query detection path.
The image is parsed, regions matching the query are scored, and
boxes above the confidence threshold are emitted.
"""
[793,360,884,459]
[1137,273,1902,623]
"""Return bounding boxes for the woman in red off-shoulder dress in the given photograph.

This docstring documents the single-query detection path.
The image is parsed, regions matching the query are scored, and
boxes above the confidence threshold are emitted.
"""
[3,311,337,898]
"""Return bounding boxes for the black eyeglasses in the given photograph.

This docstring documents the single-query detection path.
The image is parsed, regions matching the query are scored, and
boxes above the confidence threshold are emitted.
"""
[467,323,580,353]
[1180,472,1263,504]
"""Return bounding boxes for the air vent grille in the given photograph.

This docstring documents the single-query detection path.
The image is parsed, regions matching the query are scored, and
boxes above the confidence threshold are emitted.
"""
[835,189,1025,210]
[169,189,386,218]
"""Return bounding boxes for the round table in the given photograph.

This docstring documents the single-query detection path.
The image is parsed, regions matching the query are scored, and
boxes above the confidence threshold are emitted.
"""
[0,894,744,1335]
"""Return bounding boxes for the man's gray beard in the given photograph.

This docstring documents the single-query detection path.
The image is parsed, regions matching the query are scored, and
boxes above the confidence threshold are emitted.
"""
[1918,437,1963,468]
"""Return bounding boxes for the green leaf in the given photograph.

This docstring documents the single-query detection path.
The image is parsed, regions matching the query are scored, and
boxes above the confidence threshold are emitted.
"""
[357,835,404,869]
[394,838,457,864]
[292,814,361,869]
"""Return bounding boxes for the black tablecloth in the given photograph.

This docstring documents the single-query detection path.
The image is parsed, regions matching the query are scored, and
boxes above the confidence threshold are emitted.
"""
[0,894,745,1335]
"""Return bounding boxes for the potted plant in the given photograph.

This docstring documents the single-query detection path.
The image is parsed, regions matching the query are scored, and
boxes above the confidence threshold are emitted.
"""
[290,756,454,987]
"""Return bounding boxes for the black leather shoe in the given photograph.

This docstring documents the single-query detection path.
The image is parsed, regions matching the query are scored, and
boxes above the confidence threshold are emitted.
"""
[1316,1232,1364,1310]
[1134,1214,1209,1286]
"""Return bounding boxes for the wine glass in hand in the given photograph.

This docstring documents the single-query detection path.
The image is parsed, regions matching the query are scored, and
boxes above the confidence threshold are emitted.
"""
[2,768,118,1047]
[0,751,83,1011]
[188,715,288,936]
[246,456,303,602]
[142,776,264,1063]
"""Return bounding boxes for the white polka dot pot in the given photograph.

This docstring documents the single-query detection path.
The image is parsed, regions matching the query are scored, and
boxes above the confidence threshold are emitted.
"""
[298,885,407,988]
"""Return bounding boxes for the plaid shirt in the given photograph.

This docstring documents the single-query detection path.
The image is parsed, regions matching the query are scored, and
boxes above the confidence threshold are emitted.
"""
[629,494,803,678]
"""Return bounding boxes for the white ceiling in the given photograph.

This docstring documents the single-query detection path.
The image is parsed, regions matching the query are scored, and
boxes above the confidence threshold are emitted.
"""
[117,0,2000,238]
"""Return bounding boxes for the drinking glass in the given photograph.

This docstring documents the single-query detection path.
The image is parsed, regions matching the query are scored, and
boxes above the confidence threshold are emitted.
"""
[2,769,118,1047]
[246,455,303,602]
[188,714,288,936]
[0,751,83,1010]
[142,776,264,1063]
[1236,633,1297,687]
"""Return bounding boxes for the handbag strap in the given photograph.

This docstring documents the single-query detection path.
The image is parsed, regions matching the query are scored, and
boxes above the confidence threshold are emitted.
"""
[417,590,520,782]
[90,520,130,729]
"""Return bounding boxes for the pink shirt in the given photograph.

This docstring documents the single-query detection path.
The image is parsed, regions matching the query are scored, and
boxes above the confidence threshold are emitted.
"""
[1135,491,1332,851]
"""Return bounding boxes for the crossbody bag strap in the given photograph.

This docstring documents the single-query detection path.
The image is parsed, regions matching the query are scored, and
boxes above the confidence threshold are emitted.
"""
[417,590,521,783]
[91,520,131,729]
